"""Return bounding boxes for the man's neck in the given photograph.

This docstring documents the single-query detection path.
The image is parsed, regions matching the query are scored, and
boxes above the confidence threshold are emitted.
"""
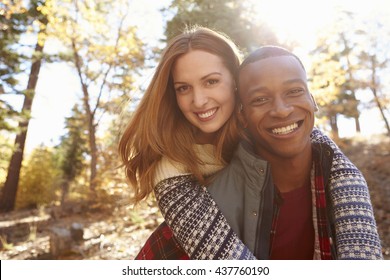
[268,146,312,193]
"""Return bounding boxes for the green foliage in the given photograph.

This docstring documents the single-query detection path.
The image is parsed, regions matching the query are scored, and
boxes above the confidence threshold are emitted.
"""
[0,1,28,133]
[0,0,49,213]
[54,104,88,203]
[16,146,60,209]
[44,0,146,192]
[0,134,14,185]
[47,0,145,101]
[164,0,278,52]
[56,104,88,182]
[94,111,131,193]
[0,0,49,132]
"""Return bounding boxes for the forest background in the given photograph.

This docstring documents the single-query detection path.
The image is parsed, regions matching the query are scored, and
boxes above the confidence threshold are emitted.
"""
[0,0,389,259]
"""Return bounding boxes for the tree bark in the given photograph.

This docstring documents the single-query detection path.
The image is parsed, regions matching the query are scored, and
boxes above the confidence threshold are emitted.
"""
[370,56,390,137]
[0,41,44,213]
[71,38,98,193]
[354,115,361,133]
[371,87,390,137]
[342,35,361,134]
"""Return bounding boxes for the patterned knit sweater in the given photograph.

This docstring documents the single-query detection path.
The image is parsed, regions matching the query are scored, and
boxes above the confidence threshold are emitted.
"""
[154,129,383,259]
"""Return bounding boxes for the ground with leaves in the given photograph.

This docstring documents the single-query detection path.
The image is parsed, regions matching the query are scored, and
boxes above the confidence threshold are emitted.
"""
[0,200,163,260]
[0,136,389,260]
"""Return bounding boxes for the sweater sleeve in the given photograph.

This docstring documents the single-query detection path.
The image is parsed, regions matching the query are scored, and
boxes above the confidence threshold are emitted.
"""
[310,128,383,259]
[153,145,255,260]
[154,129,383,260]
[154,175,256,260]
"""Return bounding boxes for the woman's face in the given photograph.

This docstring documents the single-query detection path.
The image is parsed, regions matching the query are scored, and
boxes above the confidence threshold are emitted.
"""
[172,50,236,144]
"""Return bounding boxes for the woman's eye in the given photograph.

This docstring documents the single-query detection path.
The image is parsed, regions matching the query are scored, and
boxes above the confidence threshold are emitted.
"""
[175,85,189,93]
[206,79,219,86]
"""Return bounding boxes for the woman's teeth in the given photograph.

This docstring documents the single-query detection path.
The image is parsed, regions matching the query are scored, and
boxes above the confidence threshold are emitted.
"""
[198,108,217,119]
[272,122,298,135]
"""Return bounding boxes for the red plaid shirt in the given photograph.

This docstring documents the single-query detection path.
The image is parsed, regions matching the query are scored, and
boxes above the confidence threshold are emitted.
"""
[135,222,189,260]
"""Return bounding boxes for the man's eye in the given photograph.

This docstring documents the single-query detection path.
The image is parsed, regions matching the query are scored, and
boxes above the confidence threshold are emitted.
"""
[289,88,304,95]
[251,97,268,105]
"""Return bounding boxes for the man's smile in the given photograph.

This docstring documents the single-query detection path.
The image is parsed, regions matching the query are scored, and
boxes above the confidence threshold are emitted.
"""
[268,120,303,135]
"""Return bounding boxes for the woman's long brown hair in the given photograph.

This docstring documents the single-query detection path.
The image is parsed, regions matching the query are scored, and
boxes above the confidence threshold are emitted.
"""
[118,26,242,204]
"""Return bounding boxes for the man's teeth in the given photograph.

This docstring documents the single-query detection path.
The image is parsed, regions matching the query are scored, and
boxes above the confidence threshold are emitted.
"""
[272,122,298,135]
[198,109,216,119]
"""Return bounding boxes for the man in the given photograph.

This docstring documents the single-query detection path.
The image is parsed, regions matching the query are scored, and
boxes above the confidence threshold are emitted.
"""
[136,46,382,260]
[207,46,334,259]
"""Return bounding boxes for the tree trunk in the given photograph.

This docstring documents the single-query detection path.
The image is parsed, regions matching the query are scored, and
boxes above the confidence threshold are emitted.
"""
[80,81,98,193]
[370,56,390,137]
[350,92,361,133]
[71,39,98,194]
[60,180,69,206]
[354,116,361,133]
[343,37,361,134]
[0,41,44,213]
[371,87,390,137]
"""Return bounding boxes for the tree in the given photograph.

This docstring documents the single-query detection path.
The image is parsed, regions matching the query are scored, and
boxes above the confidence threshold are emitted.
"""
[164,0,278,52]
[0,0,27,133]
[359,52,390,136]
[355,19,390,137]
[309,11,365,138]
[309,47,346,139]
[339,32,361,133]
[0,0,49,213]
[310,10,390,138]
[47,0,145,195]
[56,104,88,204]
[0,1,25,186]
[0,135,13,186]
[16,146,60,209]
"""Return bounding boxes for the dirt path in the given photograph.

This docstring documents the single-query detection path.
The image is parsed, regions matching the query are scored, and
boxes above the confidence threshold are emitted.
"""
[0,202,163,260]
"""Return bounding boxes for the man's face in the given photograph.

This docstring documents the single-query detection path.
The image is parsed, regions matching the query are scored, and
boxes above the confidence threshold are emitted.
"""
[239,55,316,162]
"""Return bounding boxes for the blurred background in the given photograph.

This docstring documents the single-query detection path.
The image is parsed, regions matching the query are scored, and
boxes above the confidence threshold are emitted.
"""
[0,0,389,259]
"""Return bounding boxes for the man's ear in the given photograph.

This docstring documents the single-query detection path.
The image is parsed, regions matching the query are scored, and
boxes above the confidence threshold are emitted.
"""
[238,104,248,128]
[310,94,319,112]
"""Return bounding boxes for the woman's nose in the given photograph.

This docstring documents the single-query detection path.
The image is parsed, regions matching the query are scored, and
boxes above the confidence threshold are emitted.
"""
[192,89,208,107]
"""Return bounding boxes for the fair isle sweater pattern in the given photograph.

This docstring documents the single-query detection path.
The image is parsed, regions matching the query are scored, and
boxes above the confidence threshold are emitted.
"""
[156,175,256,260]
[310,129,383,259]
[154,129,383,260]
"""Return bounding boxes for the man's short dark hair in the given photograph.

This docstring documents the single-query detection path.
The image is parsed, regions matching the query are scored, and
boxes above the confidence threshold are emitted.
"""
[240,46,306,71]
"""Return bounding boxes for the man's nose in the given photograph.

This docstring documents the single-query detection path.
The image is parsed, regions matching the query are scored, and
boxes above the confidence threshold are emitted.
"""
[270,98,293,118]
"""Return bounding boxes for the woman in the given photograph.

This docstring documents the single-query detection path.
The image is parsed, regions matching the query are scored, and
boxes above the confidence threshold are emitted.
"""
[119,26,241,204]
[119,26,253,259]
[119,27,382,260]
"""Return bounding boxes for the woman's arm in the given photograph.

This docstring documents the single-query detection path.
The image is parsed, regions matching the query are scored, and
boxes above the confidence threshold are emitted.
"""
[154,175,256,260]
[154,128,383,260]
